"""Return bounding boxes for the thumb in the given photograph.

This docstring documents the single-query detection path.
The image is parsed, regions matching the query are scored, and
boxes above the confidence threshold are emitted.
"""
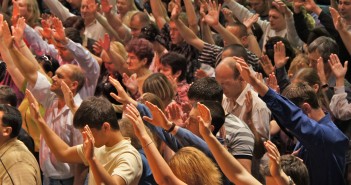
[142,116,153,123]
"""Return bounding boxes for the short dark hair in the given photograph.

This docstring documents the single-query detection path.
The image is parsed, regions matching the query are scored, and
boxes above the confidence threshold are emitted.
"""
[0,104,22,138]
[65,27,82,44]
[194,101,225,135]
[188,77,223,102]
[0,85,17,107]
[73,96,119,130]
[36,55,60,75]
[222,44,248,63]
[308,36,338,63]
[282,82,320,109]
[160,52,187,82]
[226,22,248,38]
[126,38,154,67]
[262,154,309,185]
[265,36,295,70]
[63,16,85,32]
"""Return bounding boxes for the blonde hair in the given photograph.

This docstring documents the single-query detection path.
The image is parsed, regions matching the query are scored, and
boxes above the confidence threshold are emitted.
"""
[288,54,310,79]
[119,118,154,150]
[25,0,40,27]
[168,147,222,185]
[110,41,128,61]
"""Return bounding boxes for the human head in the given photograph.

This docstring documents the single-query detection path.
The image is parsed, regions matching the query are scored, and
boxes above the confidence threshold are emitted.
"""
[248,0,269,16]
[0,85,17,107]
[0,105,22,140]
[125,38,154,72]
[169,13,188,45]
[168,147,222,185]
[73,97,119,146]
[187,77,223,102]
[80,0,98,23]
[50,64,86,96]
[185,101,225,137]
[282,82,320,115]
[263,154,309,185]
[63,16,85,33]
[17,0,40,27]
[142,73,175,107]
[137,92,165,111]
[116,0,137,15]
[287,54,309,78]
[338,0,351,20]
[67,0,82,8]
[130,12,151,38]
[268,7,286,31]
[159,52,187,82]
[225,22,249,47]
[221,44,248,62]
[36,55,60,77]
[102,41,128,74]
[306,27,331,45]
[215,57,246,100]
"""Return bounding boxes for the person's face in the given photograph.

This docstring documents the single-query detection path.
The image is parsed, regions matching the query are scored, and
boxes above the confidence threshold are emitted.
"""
[117,0,129,15]
[338,0,351,20]
[248,0,267,15]
[215,64,243,100]
[185,108,201,137]
[159,64,178,81]
[130,16,143,38]
[80,0,96,22]
[126,52,147,72]
[56,43,75,62]
[169,21,184,45]
[0,111,8,145]
[307,50,321,65]
[17,0,30,19]
[269,9,286,31]
[225,26,248,47]
[50,65,75,94]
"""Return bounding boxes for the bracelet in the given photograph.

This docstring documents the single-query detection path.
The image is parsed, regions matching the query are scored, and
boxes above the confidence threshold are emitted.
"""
[165,122,176,133]
[143,141,153,148]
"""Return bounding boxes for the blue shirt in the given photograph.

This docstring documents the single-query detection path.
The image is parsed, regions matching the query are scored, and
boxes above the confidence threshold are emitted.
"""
[262,89,348,185]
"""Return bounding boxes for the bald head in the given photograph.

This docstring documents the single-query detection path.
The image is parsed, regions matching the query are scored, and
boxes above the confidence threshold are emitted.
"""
[216,57,240,80]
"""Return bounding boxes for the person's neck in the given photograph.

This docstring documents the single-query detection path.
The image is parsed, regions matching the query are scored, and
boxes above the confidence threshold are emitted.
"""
[136,68,151,78]
[105,131,125,147]
[309,108,326,122]
[84,18,95,26]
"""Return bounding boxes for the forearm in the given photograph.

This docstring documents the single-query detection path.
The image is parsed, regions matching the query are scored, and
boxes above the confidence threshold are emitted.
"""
[108,49,130,75]
[183,0,199,35]
[17,40,47,75]
[285,12,303,48]
[24,25,59,57]
[212,23,242,46]
[150,0,167,28]
[88,158,119,185]
[338,29,351,55]
[273,171,291,185]
[246,29,262,57]
[95,13,124,43]
[73,164,89,185]
[330,86,351,120]
[43,0,73,21]
[174,19,204,51]
[202,133,260,184]
[139,135,185,185]
[201,22,215,45]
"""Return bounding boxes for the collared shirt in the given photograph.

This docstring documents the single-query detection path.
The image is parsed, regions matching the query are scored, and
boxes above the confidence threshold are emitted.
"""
[262,88,348,185]
[0,139,41,184]
[28,72,83,179]
[24,25,100,100]
[222,84,271,139]
[84,20,107,41]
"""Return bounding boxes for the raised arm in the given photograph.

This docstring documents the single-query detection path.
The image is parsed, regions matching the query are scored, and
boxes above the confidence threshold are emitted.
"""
[243,14,262,57]
[150,0,168,29]
[183,0,199,35]
[42,0,74,21]
[26,89,82,163]
[171,2,205,51]
[125,104,186,185]
[330,7,351,55]
[197,103,261,185]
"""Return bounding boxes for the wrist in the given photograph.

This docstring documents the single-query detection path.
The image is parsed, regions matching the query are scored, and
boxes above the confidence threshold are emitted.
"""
[165,122,176,132]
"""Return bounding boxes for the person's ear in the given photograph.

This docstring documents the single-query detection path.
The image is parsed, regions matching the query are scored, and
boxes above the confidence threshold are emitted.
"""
[2,126,12,137]
[102,122,111,132]
[174,70,181,79]
[312,84,319,93]
[142,58,148,66]
[47,71,53,78]
[301,103,312,114]
[70,81,79,91]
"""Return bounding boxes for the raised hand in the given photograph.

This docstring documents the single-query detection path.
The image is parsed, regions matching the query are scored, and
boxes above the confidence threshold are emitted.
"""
[221,8,235,24]
[125,103,147,139]
[195,69,209,79]
[11,0,20,26]
[236,58,257,85]
[197,102,213,137]
[82,125,95,162]
[329,53,348,81]
[267,73,280,93]
[274,41,289,69]
[26,89,43,122]
[292,0,304,13]
[0,19,14,48]
[40,19,53,41]
[203,1,222,27]
[303,0,320,13]
[330,7,345,31]
[243,14,259,29]
[100,33,111,51]
[272,0,291,16]
[259,55,275,75]
[101,0,112,13]
[165,103,184,127]
[92,41,103,56]
[11,17,26,46]
[109,76,135,105]
[122,73,139,96]
[264,140,282,178]
[143,101,174,130]
[52,17,67,44]
[61,81,77,113]
[170,0,181,20]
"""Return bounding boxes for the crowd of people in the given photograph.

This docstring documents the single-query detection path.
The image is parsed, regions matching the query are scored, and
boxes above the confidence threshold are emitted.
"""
[0,0,350,184]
